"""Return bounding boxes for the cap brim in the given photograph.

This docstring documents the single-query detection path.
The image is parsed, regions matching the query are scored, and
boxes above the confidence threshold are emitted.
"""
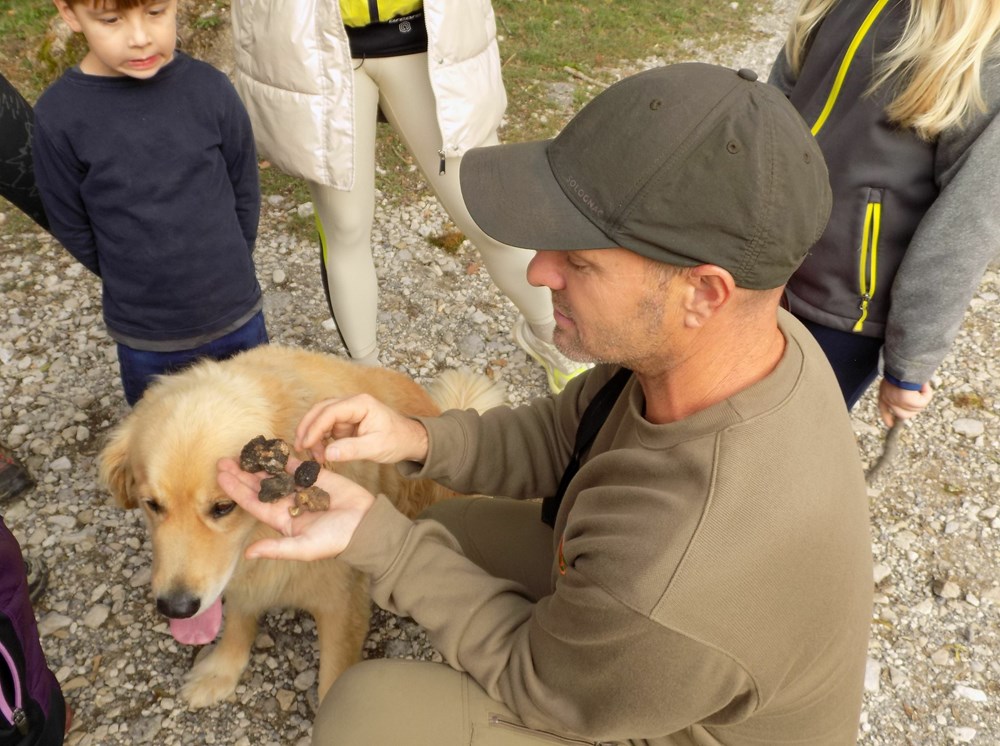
[460,140,617,252]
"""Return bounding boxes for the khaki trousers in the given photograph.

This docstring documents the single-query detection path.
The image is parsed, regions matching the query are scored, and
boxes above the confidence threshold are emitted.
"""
[311,498,605,745]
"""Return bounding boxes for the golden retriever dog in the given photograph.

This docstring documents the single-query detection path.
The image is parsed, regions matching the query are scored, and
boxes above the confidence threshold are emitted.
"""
[98,345,503,708]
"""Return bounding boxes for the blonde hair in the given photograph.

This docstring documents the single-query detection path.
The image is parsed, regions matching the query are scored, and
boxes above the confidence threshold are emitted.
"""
[784,0,1000,139]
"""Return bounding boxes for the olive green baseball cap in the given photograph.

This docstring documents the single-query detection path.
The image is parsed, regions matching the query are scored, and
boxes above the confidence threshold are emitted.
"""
[460,62,831,289]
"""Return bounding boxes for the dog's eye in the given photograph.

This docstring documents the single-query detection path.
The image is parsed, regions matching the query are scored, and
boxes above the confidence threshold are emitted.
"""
[211,501,237,519]
[144,499,163,515]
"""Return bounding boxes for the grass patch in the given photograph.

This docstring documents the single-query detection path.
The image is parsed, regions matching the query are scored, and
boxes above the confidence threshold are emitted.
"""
[0,0,51,43]
[258,162,312,205]
[256,163,318,241]
[192,14,223,31]
[494,0,755,141]
[1,0,82,97]
[951,392,986,409]
[428,229,467,254]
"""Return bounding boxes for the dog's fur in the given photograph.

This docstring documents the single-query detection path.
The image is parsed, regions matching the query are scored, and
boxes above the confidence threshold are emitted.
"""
[98,345,503,708]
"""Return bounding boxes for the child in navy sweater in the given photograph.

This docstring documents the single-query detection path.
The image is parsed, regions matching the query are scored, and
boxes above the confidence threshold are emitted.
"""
[33,0,267,406]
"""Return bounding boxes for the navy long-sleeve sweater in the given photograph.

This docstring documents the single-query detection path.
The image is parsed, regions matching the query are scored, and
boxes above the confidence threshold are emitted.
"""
[32,52,262,349]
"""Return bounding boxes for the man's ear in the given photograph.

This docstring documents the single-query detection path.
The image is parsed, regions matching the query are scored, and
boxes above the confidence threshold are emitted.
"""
[53,0,84,33]
[682,265,735,328]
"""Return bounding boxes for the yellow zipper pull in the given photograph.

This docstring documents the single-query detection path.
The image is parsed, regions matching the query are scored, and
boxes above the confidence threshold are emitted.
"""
[853,294,871,332]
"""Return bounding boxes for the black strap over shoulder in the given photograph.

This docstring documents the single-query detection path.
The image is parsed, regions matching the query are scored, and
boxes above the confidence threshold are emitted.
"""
[541,367,632,527]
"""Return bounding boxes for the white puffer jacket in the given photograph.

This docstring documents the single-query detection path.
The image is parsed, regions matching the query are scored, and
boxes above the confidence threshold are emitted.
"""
[231,0,508,189]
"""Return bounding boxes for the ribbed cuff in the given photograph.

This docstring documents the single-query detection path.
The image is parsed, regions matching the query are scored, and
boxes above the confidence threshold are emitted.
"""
[884,372,923,391]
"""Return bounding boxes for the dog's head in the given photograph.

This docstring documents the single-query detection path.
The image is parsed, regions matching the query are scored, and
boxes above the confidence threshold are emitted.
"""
[98,359,282,624]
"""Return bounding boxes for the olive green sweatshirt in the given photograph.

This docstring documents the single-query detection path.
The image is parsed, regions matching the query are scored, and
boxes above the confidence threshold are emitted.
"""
[340,311,873,744]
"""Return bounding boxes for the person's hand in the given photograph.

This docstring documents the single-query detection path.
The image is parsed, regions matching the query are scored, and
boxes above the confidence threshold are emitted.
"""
[216,456,376,561]
[878,378,934,427]
[294,393,429,465]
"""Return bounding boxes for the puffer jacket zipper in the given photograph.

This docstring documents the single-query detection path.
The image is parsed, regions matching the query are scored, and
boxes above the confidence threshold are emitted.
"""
[853,190,884,331]
[1,638,29,735]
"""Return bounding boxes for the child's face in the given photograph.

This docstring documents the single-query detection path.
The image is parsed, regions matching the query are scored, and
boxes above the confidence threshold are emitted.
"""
[54,0,178,79]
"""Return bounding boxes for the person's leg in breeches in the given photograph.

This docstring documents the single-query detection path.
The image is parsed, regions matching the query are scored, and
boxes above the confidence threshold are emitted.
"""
[311,63,382,366]
[372,55,591,392]
[311,659,553,746]
[421,497,554,601]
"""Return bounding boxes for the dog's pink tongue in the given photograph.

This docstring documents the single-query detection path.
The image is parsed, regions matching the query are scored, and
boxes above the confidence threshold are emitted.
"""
[168,597,223,645]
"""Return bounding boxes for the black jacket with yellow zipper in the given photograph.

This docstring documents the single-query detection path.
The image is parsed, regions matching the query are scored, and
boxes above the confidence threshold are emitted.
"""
[769,0,1000,386]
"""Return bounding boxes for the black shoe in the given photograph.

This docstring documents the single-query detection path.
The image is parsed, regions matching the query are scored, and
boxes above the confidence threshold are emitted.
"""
[24,556,48,604]
[0,443,35,505]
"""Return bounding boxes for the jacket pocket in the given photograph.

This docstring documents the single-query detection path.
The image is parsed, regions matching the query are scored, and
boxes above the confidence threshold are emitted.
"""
[486,713,622,745]
[852,188,884,332]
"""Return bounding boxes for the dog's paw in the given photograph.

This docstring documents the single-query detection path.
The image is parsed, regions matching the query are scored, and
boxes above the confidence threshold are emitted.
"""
[181,653,244,708]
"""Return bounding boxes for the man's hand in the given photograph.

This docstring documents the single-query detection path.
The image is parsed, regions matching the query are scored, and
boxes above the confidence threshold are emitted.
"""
[216,456,375,562]
[878,378,934,427]
[294,393,430,465]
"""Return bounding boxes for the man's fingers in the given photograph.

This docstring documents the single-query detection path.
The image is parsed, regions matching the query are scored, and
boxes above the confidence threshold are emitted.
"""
[244,526,343,562]
[217,458,260,498]
[244,536,316,561]
[295,396,365,451]
[321,436,368,463]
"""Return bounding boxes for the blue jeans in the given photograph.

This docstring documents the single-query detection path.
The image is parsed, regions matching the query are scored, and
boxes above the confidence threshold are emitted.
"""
[117,311,268,406]
[797,317,882,410]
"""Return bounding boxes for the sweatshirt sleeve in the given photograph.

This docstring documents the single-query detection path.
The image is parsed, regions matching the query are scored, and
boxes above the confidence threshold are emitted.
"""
[340,496,756,740]
[398,369,598,500]
[882,63,1000,384]
[218,77,260,253]
[31,114,101,276]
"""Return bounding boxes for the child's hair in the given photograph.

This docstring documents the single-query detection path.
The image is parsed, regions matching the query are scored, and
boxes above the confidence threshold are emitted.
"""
[783,0,1000,139]
[64,0,157,9]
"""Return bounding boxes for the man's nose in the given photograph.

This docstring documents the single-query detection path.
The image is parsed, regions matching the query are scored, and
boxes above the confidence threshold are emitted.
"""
[526,251,564,290]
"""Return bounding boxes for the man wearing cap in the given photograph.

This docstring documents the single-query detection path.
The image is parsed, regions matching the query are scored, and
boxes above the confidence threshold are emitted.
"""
[218,63,873,745]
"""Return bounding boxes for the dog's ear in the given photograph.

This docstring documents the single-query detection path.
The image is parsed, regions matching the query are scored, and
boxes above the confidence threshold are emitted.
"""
[98,422,139,509]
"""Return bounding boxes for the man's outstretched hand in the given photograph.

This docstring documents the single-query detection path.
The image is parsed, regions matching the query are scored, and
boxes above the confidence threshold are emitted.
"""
[216,456,375,562]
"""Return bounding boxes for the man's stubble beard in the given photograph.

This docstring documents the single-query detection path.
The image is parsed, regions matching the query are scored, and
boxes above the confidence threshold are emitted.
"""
[551,287,669,370]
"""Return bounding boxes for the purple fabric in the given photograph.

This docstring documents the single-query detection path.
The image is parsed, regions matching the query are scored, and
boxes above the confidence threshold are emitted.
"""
[1,517,62,728]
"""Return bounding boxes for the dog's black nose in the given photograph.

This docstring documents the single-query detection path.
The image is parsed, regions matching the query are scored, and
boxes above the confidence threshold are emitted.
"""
[156,591,201,619]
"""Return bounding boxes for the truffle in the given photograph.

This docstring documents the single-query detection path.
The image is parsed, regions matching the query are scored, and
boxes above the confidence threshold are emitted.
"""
[239,435,291,475]
[258,473,296,503]
[289,485,331,516]
[294,460,321,488]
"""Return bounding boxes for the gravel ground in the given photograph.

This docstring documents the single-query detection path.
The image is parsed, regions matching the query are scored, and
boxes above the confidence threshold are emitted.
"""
[2,1,999,743]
